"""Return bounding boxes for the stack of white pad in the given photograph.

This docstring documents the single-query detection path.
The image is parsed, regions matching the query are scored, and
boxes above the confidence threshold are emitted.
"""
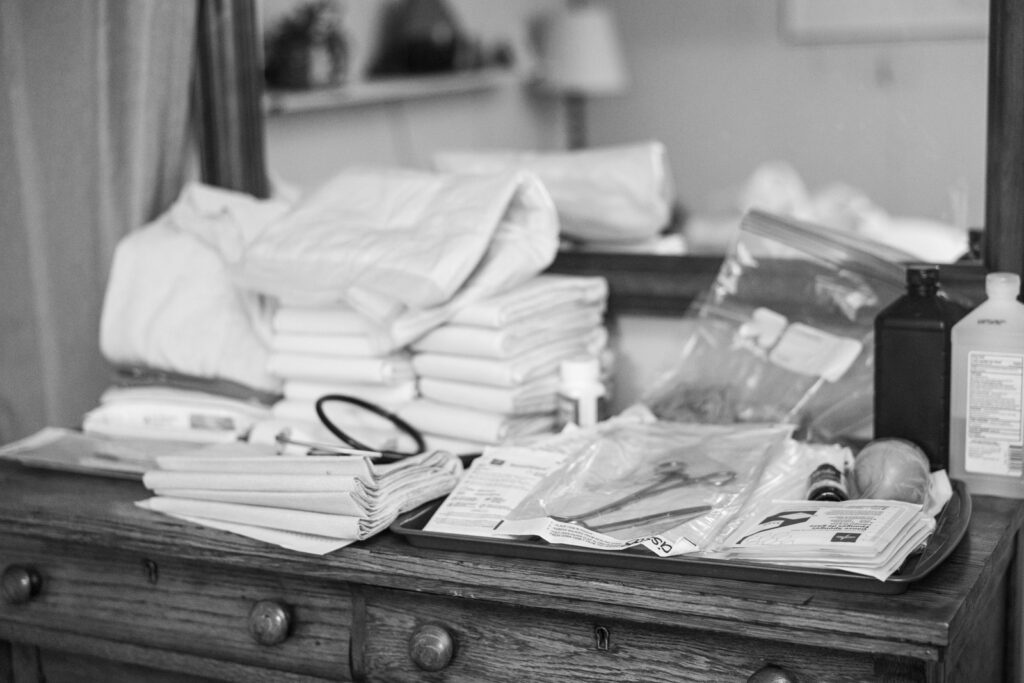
[136,442,463,554]
[399,274,609,451]
[267,303,418,449]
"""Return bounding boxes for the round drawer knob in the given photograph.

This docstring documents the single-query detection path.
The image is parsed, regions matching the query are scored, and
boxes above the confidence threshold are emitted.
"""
[747,664,799,683]
[2,565,41,605]
[247,600,291,646]
[409,624,454,672]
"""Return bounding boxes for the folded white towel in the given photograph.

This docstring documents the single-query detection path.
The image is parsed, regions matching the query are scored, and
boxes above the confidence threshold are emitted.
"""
[448,274,608,328]
[267,352,414,384]
[136,448,463,553]
[423,432,490,455]
[138,497,371,538]
[398,399,557,444]
[270,332,380,357]
[412,329,607,387]
[273,304,380,336]
[418,376,558,414]
[283,379,418,406]
[411,307,604,359]
[148,489,368,516]
[143,470,365,493]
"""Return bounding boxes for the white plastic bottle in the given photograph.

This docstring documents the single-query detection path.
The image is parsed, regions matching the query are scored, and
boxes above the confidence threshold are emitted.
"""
[948,272,1024,497]
[556,356,607,429]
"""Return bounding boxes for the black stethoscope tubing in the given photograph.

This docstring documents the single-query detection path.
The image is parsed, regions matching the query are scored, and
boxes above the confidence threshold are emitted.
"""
[314,393,427,462]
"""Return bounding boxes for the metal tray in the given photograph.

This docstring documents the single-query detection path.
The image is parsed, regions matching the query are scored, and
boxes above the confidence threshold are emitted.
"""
[390,479,971,594]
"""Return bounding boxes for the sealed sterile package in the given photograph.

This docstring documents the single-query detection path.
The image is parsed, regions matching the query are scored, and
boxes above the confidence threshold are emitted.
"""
[644,209,912,443]
[497,419,793,556]
[698,439,854,556]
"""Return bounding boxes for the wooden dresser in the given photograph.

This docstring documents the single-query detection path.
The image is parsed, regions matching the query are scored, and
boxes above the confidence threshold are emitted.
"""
[0,460,1021,682]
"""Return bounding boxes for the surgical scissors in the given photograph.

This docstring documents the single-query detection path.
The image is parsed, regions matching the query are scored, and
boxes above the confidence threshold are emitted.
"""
[553,460,736,530]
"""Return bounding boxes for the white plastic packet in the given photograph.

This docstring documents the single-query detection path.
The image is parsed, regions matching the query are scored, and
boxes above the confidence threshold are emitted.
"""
[497,419,794,556]
[434,141,675,244]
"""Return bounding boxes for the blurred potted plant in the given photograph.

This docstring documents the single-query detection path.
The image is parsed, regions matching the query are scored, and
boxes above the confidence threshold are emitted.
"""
[264,0,349,89]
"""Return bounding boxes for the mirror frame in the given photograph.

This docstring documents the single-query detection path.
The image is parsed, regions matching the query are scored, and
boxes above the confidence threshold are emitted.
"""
[195,0,1020,315]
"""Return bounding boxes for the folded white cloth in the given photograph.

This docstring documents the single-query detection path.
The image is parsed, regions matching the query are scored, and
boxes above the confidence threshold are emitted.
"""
[230,168,558,311]
[448,274,608,328]
[283,379,418,406]
[267,352,414,384]
[423,432,490,455]
[411,306,604,359]
[273,304,380,335]
[418,376,559,414]
[398,399,557,444]
[270,332,380,357]
[139,497,370,538]
[435,142,675,244]
[412,329,607,387]
[136,447,463,551]
[100,183,289,393]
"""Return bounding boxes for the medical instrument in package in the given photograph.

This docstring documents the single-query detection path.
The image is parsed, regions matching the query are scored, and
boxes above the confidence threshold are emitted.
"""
[496,418,794,556]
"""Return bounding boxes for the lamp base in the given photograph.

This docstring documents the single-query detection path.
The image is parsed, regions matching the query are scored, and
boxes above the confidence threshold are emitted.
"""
[565,93,587,150]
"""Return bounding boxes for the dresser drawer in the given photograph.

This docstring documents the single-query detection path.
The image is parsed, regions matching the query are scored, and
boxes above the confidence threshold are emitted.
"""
[357,588,925,682]
[0,534,351,680]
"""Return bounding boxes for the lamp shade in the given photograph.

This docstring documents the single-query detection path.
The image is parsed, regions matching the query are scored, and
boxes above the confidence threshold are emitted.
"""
[537,3,628,96]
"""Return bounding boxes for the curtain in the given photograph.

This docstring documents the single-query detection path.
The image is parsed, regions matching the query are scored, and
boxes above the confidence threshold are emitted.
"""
[0,1,197,441]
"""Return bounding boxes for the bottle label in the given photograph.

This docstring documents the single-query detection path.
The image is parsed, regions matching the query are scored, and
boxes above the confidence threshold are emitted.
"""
[556,391,605,430]
[964,350,1024,476]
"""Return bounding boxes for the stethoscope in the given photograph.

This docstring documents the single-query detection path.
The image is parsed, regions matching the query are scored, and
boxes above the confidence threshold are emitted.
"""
[269,393,488,466]
[269,394,427,463]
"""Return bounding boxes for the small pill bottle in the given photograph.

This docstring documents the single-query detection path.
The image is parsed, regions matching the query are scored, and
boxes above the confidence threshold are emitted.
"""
[806,463,849,502]
[556,356,607,429]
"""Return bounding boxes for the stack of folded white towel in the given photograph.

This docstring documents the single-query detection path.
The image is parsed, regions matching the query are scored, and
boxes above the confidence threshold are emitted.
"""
[399,274,610,452]
[136,442,463,554]
[267,304,419,450]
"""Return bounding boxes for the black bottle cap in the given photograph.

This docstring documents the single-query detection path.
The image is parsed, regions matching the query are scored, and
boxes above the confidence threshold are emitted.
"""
[906,264,940,289]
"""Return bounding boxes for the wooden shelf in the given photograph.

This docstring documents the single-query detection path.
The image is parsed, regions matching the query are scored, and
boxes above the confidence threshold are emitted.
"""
[546,252,989,318]
[263,68,519,115]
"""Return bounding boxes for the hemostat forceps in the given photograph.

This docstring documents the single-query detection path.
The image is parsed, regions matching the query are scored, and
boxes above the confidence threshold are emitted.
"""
[553,461,736,532]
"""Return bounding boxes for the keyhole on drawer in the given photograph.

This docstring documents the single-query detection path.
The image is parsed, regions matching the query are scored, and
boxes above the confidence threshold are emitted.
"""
[593,625,611,651]
[142,559,159,585]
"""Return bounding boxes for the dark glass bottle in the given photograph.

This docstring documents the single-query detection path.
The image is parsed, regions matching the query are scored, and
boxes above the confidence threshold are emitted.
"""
[873,265,969,471]
[806,463,848,502]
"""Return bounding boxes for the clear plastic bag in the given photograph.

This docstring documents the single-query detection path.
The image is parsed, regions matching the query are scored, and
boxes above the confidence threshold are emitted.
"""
[499,418,793,555]
[645,209,912,443]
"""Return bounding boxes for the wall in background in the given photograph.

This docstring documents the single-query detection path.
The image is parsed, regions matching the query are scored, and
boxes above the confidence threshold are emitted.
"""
[595,0,987,229]
[262,0,563,192]
[266,1,988,225]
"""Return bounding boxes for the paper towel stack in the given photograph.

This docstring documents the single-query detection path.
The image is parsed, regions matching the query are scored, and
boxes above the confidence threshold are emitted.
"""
[136,442,463,554]
[399,274,610,452]
[267,303,418,449]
